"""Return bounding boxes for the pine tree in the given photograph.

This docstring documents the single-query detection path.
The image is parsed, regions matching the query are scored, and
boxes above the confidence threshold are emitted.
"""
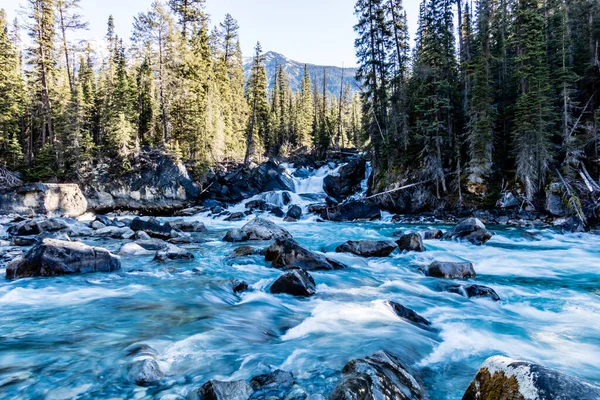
[133,0,176,144]
[244,42,269,166]
[136,57,156,146]
[26,0,57,148]
[168,0,205,40]
[467,0,496,186]
[56,0,88,93]
[512,0,554,199]
[354,0,391,168]
[0,9,25,166]
[296,65,314,149]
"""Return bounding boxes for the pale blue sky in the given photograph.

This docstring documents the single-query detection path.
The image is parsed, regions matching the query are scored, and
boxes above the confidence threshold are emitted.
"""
[0,0,420,67]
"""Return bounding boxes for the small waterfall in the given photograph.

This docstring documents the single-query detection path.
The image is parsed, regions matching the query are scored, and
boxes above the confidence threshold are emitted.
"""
[347,161,373,201]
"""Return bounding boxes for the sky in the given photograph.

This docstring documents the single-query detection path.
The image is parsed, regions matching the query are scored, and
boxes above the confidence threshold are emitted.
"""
[0,0,420,67]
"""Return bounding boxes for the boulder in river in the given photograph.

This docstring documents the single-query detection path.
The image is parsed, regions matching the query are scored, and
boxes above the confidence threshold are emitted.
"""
[424,261,476,279]
[330,351,425,400]
[6,239,121,279]
[270,269,316,297]
[126,344,164,387]
[8,218,68,237]
[130,217,172,239]
[265,239,346,271]
[93,226,135,239]
[322,200,381,222]
[444,218,492,245]
[250,369,295,397]
[462,356,600,400]
[421,229,443,240]
[446,283,500,301]
[154,244,194,262]
[222,218,293,242]
[118,243,155,256]
[286,204,303,221]
[0,183,87,217]
[191,379,253,400]
[228,245,263,258]
[335,240,397,257]
[165,219,207,232]
[397,233,426,252]
[385,301,431,330]
[323,158,367,202]
[224,212,246,222]
[230,279,249,293]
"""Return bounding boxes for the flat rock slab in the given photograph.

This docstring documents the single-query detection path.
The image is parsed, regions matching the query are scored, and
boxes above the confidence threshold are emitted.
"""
[6,239,121,279]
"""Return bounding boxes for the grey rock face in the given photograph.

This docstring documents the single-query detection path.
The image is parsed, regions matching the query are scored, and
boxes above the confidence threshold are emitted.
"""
[0,183,87,217]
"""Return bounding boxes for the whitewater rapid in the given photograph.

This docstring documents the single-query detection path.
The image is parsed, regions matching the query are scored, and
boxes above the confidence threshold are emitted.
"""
[0,163,599,399]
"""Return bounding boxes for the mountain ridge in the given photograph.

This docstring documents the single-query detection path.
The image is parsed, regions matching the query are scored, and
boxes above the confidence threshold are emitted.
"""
[243,51,359,96]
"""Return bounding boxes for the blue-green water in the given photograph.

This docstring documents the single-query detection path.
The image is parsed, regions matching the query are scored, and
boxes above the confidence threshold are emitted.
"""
[1,170,599,399]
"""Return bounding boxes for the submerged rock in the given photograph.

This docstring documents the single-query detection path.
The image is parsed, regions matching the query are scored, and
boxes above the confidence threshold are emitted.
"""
[424,261,476,279]
[270,269,316,297]
[265,239,346,271]
[6,239,121,279]
[444,218,492,245]
[462,356,600,400]
[335,240,397,257]
[191,379,253,400]
[397,233,426,252]
[223,218,293,242]
[385,301,431,329]
[330,351,424,400]
[446,283,500,301]
[126,344,164,387]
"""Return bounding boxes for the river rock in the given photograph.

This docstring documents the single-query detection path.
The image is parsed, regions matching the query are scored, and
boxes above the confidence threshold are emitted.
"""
[228,245,263,258]
[8,218,68,237]
[165,219,207,233]
[95,215,112,226]
[91,220,106,230]
[230,279,249,293]
[10,236,37,247]
[128,358,163,386]
[462,356,600,400]
[270,269,316,297]
[265,239,346,271]
[323,158,367,202]
[191,379,254,400]
[93,226,135,239]
[118,243,155,256]
[424,261,476,279]
[286,205,303,220]
[154,244,194,262]
[421,229,443,240]
[561,216,586,233]
[250,369,295,397]
[322,200,381,222]
[224,212,245,222]
[444,218,492,245]
[223,218,293,242]
[397,233,426,252]
[270,207,285,218]
[130,217,172,239]
[6,239,121,279]
[385,301,431,329]
[335,240,397,257]
[330,351,424,400]
[135,238,170,251]
[84,149,200,214]
[446,283,500,301]
[496,191,520,209]
[0,183,87,217]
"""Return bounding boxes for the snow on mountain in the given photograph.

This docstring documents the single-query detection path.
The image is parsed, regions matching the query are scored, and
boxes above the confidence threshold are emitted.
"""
[244,51,359,96]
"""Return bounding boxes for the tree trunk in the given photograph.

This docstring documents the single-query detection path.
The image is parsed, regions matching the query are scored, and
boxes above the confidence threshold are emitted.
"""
[58,5,74,93]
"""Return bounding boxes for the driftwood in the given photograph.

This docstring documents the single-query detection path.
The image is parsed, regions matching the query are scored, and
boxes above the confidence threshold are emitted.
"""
[365,171,458,200]
[0,166,21,189]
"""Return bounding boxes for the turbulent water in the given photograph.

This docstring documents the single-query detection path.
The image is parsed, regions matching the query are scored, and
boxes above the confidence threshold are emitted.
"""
[1,165,600,399]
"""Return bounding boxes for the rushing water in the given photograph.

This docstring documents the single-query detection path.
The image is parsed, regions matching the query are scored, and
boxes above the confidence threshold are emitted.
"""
[1,165,600,399]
